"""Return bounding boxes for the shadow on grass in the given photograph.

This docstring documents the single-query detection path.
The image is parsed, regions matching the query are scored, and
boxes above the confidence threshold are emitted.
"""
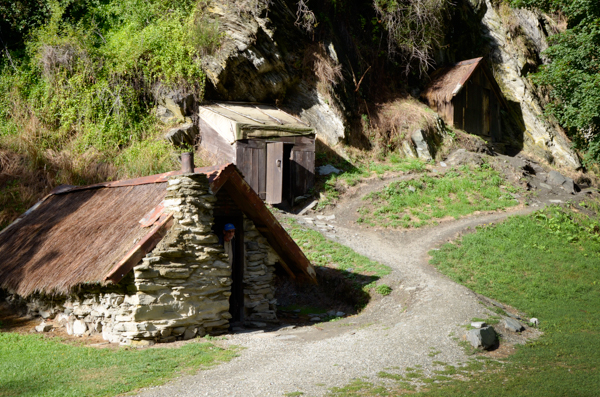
[275,265,379,321]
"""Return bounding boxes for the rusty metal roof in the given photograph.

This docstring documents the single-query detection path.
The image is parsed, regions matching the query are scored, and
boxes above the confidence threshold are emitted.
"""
[0,164,316,297]
[422,57,508,110]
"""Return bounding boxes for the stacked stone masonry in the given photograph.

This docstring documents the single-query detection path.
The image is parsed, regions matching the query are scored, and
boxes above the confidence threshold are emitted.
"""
[6,173,282,344]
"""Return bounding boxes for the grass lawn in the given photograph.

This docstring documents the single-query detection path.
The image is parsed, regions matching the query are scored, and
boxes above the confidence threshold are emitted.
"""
[316,156,427,209]
[282,219,392,306]
[0,333,237,397]
[357,164,520,228]
[327,202,600,396]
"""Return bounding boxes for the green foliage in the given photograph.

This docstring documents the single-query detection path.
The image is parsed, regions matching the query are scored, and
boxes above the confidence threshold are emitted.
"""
[0,0,221,173]
[374,284,392,296]
[510,0,600,164]
[357,164,520,228]
[0,334,236,396]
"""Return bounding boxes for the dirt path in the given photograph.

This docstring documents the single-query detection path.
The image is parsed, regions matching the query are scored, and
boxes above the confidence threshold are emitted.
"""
[136,202,541,397]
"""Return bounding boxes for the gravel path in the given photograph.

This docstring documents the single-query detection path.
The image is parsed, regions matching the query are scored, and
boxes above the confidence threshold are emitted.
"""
[136,205,538,397]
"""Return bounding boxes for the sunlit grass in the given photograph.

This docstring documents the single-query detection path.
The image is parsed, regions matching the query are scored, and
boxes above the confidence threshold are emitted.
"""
[0,333,237,397]
[357,164,520,228]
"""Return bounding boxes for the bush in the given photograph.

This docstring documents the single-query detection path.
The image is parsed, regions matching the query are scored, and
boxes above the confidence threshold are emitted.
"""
[510,0,600,165]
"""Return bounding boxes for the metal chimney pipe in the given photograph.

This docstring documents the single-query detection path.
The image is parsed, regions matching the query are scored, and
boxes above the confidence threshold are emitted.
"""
[181,152,194,173]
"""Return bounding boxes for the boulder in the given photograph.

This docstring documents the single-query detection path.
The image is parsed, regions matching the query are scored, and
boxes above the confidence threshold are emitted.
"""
[504,318,524,332]
[165,123,199,147]
[183,326,198,340]
[466,326,497,350]
[153,85,194,119]
[547,170,567,186]
[411,129,433,161]
[35,322,53,332]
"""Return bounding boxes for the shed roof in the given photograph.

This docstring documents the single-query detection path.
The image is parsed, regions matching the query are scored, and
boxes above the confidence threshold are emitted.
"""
[0,164,316,297]
[422,57,507,108]
[199,102,314,144]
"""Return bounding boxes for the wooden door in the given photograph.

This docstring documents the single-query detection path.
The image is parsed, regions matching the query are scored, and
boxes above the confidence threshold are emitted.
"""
[483,88,491,137]
[266,142,284,204]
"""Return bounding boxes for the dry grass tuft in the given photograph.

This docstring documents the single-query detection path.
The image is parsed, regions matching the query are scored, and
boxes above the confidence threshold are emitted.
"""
[303,42,343,96]
[368,97,438,155]
[39,44,90,79]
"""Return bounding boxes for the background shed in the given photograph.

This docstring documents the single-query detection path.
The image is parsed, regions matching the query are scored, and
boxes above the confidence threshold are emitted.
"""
[199,102,315,205]
[422,57,508,142]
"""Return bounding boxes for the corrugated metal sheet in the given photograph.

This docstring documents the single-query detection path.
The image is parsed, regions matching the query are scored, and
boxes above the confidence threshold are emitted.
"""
[422,58,482,104]
[422,57,509,111]
[0,164,317,297]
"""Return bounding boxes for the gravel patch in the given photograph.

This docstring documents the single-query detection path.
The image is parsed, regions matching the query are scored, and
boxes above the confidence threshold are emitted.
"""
[136,206,538,397]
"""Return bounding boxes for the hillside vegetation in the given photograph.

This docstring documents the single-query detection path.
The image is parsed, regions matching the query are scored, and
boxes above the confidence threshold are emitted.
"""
[511,0,600,165]
[0,0,598,229]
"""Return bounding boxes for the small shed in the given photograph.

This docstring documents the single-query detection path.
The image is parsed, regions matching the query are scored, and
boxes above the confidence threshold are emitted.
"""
[422,57,508,142]
[0,164,316,345]
[199,102,315,205]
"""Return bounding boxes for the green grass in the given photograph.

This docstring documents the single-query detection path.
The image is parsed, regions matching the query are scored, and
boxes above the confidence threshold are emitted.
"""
[315,157,427,209]
[283,219,391,308]
[327,202,600,395]
[0,333,237,397]
[374,284,393,296]
[284,220,391,279]
[357,164,520,228]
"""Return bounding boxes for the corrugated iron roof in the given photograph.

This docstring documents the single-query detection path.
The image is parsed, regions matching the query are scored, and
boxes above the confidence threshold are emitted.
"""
[0,164,316,297]
[422,57,483,103]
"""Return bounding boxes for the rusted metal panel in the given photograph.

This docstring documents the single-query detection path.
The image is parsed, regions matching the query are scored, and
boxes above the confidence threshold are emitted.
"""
[139,202,166,227]
[105,213,174,284]
[266,142,284,204]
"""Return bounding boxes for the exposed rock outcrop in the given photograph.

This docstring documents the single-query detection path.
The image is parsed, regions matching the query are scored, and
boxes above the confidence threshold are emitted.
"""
[479,0,581,169]
[201,1,346,146]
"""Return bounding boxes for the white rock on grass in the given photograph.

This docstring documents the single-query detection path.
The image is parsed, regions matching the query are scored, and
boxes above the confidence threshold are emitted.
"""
[470,321,487,329]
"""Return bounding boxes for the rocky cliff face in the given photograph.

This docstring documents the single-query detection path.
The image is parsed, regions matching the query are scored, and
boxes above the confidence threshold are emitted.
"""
[201,0,346,147]
[475,0,580,169]
[202,0,580,168]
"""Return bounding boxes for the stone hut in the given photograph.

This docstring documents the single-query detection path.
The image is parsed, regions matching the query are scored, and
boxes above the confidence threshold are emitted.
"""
[0,164,316,345]
[422,57,509,142]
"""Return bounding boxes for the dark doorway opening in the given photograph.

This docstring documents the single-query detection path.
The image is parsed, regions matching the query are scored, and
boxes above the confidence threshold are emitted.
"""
[212,216,244,323]
[281,143,295,207]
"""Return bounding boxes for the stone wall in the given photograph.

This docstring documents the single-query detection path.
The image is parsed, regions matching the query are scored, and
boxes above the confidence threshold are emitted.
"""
[119,173,233,343]
[7,173,284,344]
[243,216,279,327]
